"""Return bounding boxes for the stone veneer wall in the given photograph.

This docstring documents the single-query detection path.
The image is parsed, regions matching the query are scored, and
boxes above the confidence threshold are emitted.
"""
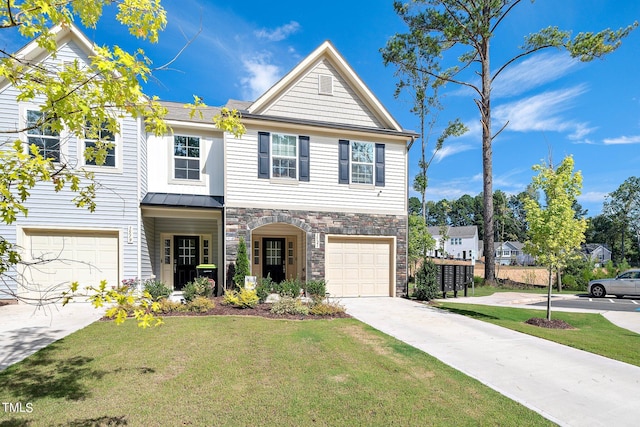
[225,207,408,296]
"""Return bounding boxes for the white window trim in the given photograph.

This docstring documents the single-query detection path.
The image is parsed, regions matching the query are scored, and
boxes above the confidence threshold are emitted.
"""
[169,133,206,186]
[350,140,374,186]
[79,118,124,174]
[20,104,68,163]
[270,132,298,181]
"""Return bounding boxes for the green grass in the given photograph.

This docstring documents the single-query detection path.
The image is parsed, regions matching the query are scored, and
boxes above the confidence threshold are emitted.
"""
[435,302,640,367]
[464,284,579,297]
[0,317,553,426]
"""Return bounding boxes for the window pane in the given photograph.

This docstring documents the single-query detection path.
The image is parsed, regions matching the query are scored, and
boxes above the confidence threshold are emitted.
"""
[351,164,373,184]
[351,142,373,163]
[175,168,187,179]
[271,133,297,178]
[174,136,187,156]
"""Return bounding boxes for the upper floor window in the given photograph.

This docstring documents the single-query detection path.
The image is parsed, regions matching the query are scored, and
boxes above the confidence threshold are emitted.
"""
[26,110,60,162]
[351,141,374,185]
[84,122,116,167]
[339,139,385,186]
[272,133,297,179]
[174,135,200,180]
[258,132,309,181]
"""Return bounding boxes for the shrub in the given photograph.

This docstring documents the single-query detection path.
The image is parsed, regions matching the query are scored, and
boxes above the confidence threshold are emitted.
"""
[143,279,171,301]
[187,296,215,313]
[270,297,309,316]
[309,300,345,316]
[222,288,259,309]
[183,277,214,302]
[158,299,185,314]
[305,279,326,298]
[255,274,274,302]
[233,237,251,288]
[414,259,439,301]
[278,277,303,298]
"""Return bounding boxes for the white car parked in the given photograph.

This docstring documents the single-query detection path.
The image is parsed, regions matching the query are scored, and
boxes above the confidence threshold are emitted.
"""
[588,269,640,298]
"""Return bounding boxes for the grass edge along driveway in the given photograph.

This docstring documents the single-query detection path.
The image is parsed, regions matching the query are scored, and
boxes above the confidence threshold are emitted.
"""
[435,302,640,367]
[0,316,553,426]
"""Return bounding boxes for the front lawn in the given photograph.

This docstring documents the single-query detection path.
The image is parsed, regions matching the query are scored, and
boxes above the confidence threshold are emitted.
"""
[0,317,552,426]
[435,302,640,367]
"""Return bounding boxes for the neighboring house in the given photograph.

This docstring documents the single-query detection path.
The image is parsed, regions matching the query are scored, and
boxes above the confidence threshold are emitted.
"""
[426,226,478,261]
[0,25,416,302]
[494,241,534,266]
[580,244,612,266]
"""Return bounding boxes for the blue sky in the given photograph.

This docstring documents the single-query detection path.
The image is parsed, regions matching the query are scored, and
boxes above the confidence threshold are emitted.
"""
[5,1,640,216]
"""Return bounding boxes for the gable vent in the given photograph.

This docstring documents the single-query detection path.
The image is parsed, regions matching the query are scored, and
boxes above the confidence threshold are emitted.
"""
[318,75,333,95]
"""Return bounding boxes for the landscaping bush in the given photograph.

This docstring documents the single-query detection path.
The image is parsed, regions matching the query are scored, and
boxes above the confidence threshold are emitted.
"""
[187,296,215,313]
[255,274,274,302]
[278,277,303,297]
[270,296,309,316]
[233,237,251,289]
[183,277,214,302]
[305,279,326,298]
[158,299,185,314]
[309,300,345,316]
[414,259,439,301]
[222,288,259,308]
[143,279,171,301]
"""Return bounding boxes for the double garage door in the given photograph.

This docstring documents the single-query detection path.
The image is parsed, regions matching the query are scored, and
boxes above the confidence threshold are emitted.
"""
[20,230,119,301]
[325,237,393,297]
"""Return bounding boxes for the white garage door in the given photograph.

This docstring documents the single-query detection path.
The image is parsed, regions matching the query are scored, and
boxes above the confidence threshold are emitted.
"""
[20,230,119,301]
[325,237,392,297]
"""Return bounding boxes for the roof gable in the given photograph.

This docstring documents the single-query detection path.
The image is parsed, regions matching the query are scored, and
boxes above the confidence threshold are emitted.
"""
[0,23,96,93]
[247,41,402,132]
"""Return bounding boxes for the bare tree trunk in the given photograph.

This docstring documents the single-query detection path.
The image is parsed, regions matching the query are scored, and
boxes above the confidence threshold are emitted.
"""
[480,32,495,283]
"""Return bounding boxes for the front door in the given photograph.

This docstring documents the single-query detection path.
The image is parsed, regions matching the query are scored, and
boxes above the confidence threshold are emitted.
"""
[174,236,200,290]
[263,238,285,283]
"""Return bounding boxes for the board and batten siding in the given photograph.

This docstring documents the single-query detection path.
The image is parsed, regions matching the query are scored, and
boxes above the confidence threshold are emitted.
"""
[262,59,385,129]
[146,129,225,196]
[225,129,407,215]
[0,39,143,288]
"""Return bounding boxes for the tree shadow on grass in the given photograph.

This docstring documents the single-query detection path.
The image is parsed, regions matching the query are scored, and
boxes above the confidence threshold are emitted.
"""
[436,306,500,321]
[0,337,106,401]
[0,419,33,427]
[60,415,129,426]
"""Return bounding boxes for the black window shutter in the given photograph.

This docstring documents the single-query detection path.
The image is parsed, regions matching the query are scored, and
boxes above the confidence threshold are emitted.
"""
[375,143,385,187]
[258,132,270,179]
[338,139,349,184]
[299,136,310,182]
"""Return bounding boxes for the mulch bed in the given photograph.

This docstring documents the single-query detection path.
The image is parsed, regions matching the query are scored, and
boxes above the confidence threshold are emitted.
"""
[525,317,574,329]
[104,296,351,321]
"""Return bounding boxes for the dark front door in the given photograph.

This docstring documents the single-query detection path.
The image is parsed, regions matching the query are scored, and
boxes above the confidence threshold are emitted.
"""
[263,238,285,283]
[174,235,199,290]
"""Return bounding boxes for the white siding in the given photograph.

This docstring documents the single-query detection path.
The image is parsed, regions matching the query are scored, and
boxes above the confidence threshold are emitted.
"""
[226,129,407,215]
[263,59,386,129]
[146,128,224,196]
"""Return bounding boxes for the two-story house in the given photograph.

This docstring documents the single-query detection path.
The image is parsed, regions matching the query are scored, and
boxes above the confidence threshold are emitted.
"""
[426,226,478,261]
[0,25,415,302]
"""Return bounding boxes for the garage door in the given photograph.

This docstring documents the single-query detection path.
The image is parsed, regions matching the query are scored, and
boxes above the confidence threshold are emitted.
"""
[325,237,392,297]
[20,230,119,301]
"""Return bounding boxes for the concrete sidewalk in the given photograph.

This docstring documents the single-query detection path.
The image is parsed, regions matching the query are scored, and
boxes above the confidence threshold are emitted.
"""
[341,297,640,427]
[0,301,103,371]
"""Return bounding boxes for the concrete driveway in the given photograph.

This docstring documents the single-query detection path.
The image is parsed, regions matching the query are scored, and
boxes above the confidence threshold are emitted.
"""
[341,297,640,427]
[0,301,104,371]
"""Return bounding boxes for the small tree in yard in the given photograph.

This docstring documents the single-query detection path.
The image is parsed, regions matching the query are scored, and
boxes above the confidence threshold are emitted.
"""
[414,258,438,301]
[408,213,436,276]
[524,155,587,321]
[233,237,251,289]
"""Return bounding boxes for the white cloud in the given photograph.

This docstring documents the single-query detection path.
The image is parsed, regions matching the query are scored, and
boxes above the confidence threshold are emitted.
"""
[433,143,475,163]
[493,85,593,137]
[240,55,282,100]
[578,191,608,204]
[493,53,580,98]
[254,21,301,42]
[603,135,640,145]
